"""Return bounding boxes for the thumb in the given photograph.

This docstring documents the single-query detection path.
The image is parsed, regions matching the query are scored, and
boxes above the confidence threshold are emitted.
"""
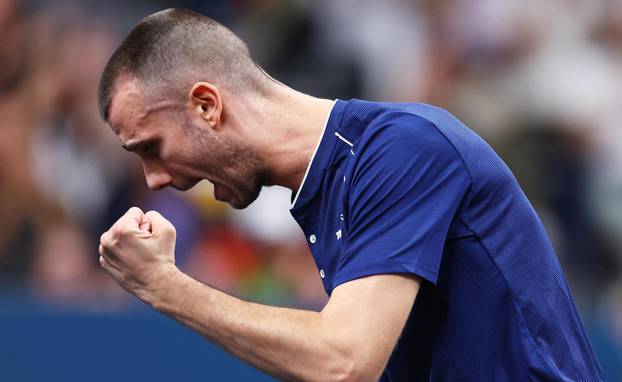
[144,210,175,238]
[120,206,145,229]
[139,214,151,233]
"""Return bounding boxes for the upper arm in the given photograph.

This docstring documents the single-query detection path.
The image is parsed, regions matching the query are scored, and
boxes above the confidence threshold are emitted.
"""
[320,274,421,381]
[334,114,471,287]
[312,114,467,379]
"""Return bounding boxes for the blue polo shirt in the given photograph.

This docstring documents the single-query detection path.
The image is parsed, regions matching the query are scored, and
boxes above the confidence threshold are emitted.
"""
[290,99,603,381]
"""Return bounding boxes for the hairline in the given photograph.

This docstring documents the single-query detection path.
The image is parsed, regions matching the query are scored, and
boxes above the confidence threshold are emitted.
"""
[97,8,268,123]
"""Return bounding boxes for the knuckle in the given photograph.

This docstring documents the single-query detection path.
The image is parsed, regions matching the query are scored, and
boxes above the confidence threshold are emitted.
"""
[110,223,130,239]
[114,226,129,239]
[166,223,176,235]
[128,206,142,214]
[145,210,158,219]
[99,256,106,268]
[110,222,120,231]
[160,224,176,239]
[109,223,121,234]
[100,231,112,246]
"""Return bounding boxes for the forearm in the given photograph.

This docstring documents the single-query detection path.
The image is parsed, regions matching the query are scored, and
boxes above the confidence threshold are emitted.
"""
[146,267,353,382]
[99,209,414,381]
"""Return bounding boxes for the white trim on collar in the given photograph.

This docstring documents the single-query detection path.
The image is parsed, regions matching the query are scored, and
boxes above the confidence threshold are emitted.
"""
[334,132,353,147]
[291,99,338,209]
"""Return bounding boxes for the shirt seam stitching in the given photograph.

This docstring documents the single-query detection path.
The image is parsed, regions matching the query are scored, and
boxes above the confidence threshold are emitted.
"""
[457,219,547,382]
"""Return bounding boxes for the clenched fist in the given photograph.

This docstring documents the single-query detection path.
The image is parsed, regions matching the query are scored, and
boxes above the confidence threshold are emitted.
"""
[99,207,179,303]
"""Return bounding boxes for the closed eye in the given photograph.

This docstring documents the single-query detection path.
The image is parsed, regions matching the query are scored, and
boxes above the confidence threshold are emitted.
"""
[141,140,159,157]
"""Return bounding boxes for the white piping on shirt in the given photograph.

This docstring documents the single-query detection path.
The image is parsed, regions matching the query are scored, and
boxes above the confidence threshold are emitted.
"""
[334,132,354,147]
[291,100,338,209]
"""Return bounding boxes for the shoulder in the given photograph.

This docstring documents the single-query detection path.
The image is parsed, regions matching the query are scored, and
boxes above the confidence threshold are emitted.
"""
[337,101,457,156]
[353,108,463,171]
[335,100,472,187]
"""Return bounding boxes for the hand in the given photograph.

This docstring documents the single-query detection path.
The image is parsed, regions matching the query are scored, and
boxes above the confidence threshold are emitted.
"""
[99,207,178,303]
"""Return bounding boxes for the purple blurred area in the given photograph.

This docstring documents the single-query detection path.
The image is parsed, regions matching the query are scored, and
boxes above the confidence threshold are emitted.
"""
[0,0,621,378]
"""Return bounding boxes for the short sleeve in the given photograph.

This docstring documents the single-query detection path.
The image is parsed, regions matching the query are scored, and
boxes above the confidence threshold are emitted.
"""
[333,113,471,287]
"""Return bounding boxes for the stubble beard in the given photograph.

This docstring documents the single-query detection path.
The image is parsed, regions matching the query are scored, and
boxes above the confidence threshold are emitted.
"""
[191,126,269,210]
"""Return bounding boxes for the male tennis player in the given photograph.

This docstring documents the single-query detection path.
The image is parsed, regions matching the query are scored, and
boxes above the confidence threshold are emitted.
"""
[97,8,603,381]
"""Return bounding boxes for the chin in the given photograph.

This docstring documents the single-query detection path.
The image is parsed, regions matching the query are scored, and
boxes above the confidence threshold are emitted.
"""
[229,201,248,210]
[228,195,253,210]
[229,186,262,210]
[173,179,201,191]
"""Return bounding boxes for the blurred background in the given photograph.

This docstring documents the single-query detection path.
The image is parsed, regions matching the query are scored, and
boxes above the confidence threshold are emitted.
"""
[1,0,621,380]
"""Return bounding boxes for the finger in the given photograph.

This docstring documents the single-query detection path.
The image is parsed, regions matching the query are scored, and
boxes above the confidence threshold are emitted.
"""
[100,251,121,271]
[145,210,175,237]
[98,244,118,265]
[99,255,108,269]
[138,214,152,233]
[120,206,145,229]
[99,256,122,280]
[100,231,114,249]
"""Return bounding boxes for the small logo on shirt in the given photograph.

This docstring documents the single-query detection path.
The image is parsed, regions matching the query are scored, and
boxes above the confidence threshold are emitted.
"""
[336,229,342,240]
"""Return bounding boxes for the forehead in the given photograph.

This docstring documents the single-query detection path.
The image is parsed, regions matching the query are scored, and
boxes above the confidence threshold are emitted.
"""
[107,78,148,139]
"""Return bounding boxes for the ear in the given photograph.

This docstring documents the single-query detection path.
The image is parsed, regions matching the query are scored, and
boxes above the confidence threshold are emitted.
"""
[189,82,222,129]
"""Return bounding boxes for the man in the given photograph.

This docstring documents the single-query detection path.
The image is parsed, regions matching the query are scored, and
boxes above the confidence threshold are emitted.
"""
[97,8,603,382]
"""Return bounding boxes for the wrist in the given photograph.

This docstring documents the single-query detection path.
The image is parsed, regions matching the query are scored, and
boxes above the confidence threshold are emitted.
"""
[140,263,183,308]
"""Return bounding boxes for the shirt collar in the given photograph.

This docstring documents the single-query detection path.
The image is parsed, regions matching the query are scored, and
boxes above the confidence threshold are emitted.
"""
[290,99,347,213]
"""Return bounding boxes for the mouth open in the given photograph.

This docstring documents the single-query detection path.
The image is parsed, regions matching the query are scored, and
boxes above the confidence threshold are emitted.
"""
[173,178,201,191]
[213,181,230,202]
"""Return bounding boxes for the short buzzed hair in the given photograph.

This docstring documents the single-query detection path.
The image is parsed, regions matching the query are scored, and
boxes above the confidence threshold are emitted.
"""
[97,8,264,122]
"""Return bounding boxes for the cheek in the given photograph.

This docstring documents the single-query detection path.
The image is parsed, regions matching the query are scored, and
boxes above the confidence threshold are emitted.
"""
[164,144,209,178]
[160,138,193,164]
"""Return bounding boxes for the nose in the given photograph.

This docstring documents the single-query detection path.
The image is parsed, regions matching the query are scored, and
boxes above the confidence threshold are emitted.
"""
[142,161,173,191]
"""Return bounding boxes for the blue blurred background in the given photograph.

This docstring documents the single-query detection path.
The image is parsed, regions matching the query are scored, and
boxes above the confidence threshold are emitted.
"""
[1,0,621,380]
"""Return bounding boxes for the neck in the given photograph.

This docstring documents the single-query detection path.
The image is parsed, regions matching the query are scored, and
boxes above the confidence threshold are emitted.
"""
[236,84,335,194]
